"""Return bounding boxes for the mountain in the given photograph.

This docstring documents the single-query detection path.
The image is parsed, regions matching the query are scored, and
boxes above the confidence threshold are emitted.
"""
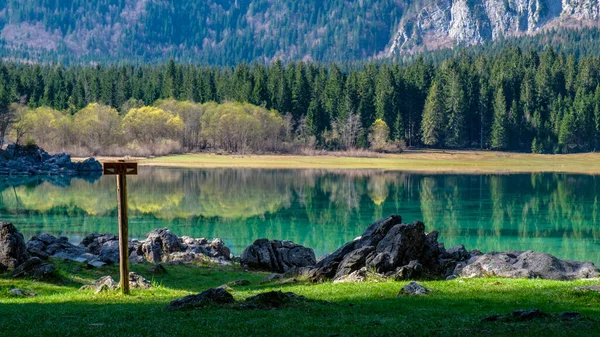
[387,0,600,57]
[0,0,599,64]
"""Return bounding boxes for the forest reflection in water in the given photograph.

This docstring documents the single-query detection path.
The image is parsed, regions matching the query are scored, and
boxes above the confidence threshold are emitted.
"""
[1,168,599,263]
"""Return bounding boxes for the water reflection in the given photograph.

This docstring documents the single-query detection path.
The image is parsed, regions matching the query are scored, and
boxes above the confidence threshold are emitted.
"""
[1,168,599,263]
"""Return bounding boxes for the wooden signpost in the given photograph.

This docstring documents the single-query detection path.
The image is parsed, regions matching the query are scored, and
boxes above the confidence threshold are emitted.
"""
[103,160,138,295]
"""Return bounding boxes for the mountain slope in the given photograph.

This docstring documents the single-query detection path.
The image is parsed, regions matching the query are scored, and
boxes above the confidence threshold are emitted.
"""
[0,0,599,64]
[386,0,600,57]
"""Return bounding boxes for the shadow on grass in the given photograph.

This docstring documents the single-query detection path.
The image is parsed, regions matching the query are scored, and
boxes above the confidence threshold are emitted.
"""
[0,287,599,337]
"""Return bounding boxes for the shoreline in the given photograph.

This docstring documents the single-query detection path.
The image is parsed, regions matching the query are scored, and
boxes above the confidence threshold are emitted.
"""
[82,150,600,175]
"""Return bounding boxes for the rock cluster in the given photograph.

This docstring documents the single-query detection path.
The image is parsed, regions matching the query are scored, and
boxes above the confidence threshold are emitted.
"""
[457,250,600,280]
[166,288,312,311]
[251,215,600,283]
[0,144,101,176]
[80,273,152,293]
[240,238,316,273]
[24,228,232,267]
[307,216,471,282]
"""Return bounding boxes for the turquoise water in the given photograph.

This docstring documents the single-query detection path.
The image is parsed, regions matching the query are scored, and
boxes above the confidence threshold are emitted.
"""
[1,168,599,264]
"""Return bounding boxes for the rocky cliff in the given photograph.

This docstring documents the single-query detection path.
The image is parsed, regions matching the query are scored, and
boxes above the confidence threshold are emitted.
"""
[386,0,600,57]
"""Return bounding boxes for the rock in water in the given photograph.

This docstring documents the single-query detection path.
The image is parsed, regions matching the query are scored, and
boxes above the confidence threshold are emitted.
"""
[166,288,235,311]
[398,281,429,296]
[0,144,101,176]
[0,222,29,269]
[459,250,600,280]
[241,239,316,273]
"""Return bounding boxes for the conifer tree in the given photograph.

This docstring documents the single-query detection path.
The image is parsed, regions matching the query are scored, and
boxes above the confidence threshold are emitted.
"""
[491,88,509,150]
[421,82,445,146]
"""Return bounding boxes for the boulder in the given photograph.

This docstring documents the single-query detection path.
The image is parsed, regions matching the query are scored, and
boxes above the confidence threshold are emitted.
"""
[241,238,316,273]
[166,288,235,311]
[0,222,29,269]
[12,257,55,279]
[140,228,186,263]
[458,250,600,280]
[242,291,309,309]
[79,233,121,263]
[398,281,428,296]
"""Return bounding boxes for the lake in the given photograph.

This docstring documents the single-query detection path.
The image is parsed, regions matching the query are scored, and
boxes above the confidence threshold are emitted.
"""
[2,168,599,264]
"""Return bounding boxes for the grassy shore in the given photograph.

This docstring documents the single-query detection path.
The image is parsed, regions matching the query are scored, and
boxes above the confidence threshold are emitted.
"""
[138,150,600,174]
[1,260,599,336]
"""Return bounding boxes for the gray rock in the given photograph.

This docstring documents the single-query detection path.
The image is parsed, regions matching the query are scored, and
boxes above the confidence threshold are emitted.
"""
[80,276,118,293]
[0,144,101,177]
[140,228,186,263]
[0,222,30,269]
[210,238,231,258]
[166,288,235,310]
[9,288,25,296]
[308,216,459,282]
[459,250,600,280]
[444,245,469,261]
[86,260,106,268]
[511,309,551,321]
[332,267,386,283]
[394,260,423,280]
[76,158,102,172]
[28,233,85,261]
[228,279,250,287]
[8,287,36,297]
[27,246,49,260]
[334,246,375,280]
[574,285,600,292]
[559,312,581,321]
[12,257,55,279]
[398,281,428,296]
[150,264,167,274]
[241,238,316,273]
[242,291,308,309]
[98,240,120,264]
[126,272,151,289]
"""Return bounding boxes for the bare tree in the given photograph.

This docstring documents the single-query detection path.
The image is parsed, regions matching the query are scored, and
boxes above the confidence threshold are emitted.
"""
[338,111,362,149]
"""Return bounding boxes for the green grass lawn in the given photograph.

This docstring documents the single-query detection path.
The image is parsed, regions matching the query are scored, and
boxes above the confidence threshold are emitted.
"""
[139,150,600,174]
[1,260,600,336]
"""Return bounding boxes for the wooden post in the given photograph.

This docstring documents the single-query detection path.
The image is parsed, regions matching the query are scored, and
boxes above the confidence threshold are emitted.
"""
[116,172,130,295]
[103,161,138,295]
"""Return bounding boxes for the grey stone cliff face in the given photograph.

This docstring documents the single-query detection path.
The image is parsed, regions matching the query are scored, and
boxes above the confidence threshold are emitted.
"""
[387,0,600,56]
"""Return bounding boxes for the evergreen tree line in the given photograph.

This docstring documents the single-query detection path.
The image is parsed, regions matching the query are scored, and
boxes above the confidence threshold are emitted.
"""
[2,46,600,154]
